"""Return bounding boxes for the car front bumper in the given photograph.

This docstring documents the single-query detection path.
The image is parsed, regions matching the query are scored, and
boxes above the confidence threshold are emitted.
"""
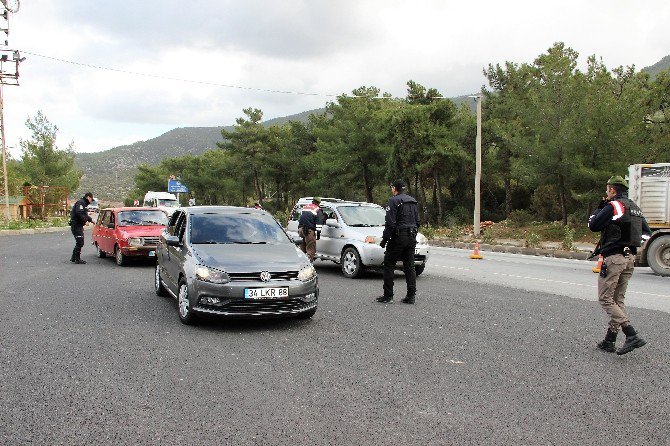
[358,243,430,268]
[189,277,318,318]
[120,245,158,257]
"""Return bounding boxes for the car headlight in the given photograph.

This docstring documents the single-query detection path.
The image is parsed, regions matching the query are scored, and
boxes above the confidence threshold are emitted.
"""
[128,237,143,247]
[297,264,316,282]
[416,233,427,244]
[365,236,382,244]
[195,266,230,284]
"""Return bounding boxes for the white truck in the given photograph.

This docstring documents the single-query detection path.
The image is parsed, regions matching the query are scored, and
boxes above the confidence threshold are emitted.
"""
[628,163,670,276]
[142,191,180,216]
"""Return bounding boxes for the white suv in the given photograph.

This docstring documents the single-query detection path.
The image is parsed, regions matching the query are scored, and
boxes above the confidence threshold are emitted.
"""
[286,197,430,278]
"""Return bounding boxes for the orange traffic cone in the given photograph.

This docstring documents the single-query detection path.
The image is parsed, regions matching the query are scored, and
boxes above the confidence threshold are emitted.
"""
[592,255,603,273]
[469,241,483,260]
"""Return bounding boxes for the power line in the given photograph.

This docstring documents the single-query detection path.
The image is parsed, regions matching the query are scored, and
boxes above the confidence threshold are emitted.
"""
[20,50,340,98]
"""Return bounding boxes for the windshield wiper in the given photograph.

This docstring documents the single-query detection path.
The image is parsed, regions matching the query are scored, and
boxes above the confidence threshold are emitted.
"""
[193,241,221,244]
[119,219,141,225]
[349,224,374,227]
[229,241,268,244]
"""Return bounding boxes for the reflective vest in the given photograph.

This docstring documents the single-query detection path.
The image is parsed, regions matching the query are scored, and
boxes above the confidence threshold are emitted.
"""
[599,197,644,252]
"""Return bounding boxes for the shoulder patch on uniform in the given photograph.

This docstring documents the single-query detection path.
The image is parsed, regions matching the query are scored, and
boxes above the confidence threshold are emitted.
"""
[385,206,390,211]
[79,205,84,210]
[610,201,625,221]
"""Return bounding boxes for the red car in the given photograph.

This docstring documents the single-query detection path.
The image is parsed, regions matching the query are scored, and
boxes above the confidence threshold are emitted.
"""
[92,207,169,265]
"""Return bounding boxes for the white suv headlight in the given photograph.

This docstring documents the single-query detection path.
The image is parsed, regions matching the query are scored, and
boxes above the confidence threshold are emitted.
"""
[128,237,143,247]
[416,233,427,244]
[297,265,316,282]
[195,266,230,284]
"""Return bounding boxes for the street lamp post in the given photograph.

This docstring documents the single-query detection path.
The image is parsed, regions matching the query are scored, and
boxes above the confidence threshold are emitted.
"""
[470,93,483,237]
[1,83,9,220]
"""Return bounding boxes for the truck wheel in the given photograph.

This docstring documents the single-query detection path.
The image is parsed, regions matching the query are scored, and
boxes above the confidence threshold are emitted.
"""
[647,235,670,277]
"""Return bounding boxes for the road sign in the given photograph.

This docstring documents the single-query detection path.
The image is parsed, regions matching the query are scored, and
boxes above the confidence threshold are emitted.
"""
[168,179,189,193]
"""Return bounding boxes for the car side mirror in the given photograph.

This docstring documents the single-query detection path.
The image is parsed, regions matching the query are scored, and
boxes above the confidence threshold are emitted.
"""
[165,235,182,247]
[107,222,115,229]
[289,235,302,246]
[325,218,340,228]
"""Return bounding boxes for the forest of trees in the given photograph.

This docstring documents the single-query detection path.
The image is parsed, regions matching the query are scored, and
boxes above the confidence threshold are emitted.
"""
[128,43,669,226]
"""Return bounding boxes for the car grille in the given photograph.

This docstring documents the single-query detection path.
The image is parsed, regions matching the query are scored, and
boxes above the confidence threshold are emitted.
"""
[227,271,299,282]
[197,299,315,316]
[143,236,160,246]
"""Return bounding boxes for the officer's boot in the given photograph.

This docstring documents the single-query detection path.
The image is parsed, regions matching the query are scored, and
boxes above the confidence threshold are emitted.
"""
[401,294,415,304]
[74,248,87,264]
[617,325,647,355]
[596,329,617,353]
[70,248,77,263]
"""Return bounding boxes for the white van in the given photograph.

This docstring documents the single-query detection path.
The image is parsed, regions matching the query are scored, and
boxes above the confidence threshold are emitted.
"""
[143,191,180,216]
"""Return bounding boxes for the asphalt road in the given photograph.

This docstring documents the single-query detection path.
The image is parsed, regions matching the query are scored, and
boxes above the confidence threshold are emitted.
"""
[1,231,669,445]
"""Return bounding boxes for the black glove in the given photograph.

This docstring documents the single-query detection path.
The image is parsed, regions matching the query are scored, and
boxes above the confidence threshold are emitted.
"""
[597,199,608,210]
[380,238,387,248]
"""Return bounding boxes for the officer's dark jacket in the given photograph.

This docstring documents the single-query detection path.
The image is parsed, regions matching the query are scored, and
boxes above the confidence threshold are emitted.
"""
[383,193,420,240]
[70,197,93,227]
[588,193,651,257]
[298,203,324,231]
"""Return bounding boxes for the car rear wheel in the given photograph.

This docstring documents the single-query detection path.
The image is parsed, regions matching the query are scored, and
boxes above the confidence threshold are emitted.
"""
[155,264,168,297]
[115,246,126,266]
[177,281,197,325]
[95,243,106,258]
[415,264,425,276]
[341,247,363,278]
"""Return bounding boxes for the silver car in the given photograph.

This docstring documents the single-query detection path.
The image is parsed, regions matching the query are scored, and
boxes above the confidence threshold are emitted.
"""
[286,198,430,278]
[155,206,318,324]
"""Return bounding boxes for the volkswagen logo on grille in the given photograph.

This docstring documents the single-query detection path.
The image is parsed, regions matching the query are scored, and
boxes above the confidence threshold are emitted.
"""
[260,271,272,282]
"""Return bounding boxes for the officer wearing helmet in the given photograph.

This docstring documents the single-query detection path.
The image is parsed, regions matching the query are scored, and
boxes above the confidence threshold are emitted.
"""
[377,180,420,304]
[588,175,651,355]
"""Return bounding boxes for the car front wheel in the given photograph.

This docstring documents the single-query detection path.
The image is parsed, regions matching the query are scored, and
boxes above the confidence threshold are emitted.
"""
[341,247,363,278]
[115,246,125,266]
[415,264,425,276]
[177,281,197,325]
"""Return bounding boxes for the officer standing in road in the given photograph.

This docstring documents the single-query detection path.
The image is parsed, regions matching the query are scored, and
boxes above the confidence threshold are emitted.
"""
[377,180,420,304]
[298,197,324,263]
[588,176,651,355]
[69,192,94,264]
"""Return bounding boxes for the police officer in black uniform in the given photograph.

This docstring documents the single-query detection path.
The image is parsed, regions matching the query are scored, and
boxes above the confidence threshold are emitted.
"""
[588,176,651,355]
[377,180,420,304]
[70,192,94,264]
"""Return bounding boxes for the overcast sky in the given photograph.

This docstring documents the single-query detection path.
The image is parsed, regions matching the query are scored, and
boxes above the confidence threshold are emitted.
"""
[3,0,670,157]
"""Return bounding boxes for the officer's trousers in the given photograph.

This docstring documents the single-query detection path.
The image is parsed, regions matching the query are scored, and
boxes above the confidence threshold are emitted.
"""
[299,227,317,262]
[598,253,634,331]
[382,233,417,298]
[71,225,85,258]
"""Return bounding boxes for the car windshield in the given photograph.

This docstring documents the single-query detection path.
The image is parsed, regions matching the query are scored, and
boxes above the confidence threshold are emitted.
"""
[190,213,291,245]
[337,205,386,227]
[157,199,179,207]
[118,210,169,226]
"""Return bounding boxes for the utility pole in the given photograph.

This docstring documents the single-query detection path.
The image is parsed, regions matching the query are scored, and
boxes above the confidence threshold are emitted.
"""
[0,0,23,220]
[472,93,483,237]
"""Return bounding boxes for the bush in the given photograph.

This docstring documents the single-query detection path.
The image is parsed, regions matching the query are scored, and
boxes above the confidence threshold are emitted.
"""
[525,232,541,248]
[420,224,437,239]
[481,231,495,244]
[531,185,563,221]
[507,209,535,227]
[562,226,575,251]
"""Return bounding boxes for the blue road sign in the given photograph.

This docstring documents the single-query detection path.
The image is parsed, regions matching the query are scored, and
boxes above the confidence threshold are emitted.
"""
[168,179,189,193]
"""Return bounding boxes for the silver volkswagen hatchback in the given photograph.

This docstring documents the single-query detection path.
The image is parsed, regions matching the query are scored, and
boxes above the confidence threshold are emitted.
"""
[286,198,430,278]
[155,206,318,324]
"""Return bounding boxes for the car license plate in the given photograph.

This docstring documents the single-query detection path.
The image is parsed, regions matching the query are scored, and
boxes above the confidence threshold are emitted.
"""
[148,250,156,257]
[245,287,289,299]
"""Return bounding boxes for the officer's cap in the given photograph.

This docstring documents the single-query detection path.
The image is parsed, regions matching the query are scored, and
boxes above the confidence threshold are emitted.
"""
[312,197,321,204]
[391,180,406,191]
[607,175,628,189]
[83,192,94,199]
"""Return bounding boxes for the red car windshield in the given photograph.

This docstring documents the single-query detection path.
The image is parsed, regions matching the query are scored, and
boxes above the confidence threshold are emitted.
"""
[118,210,168,226]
